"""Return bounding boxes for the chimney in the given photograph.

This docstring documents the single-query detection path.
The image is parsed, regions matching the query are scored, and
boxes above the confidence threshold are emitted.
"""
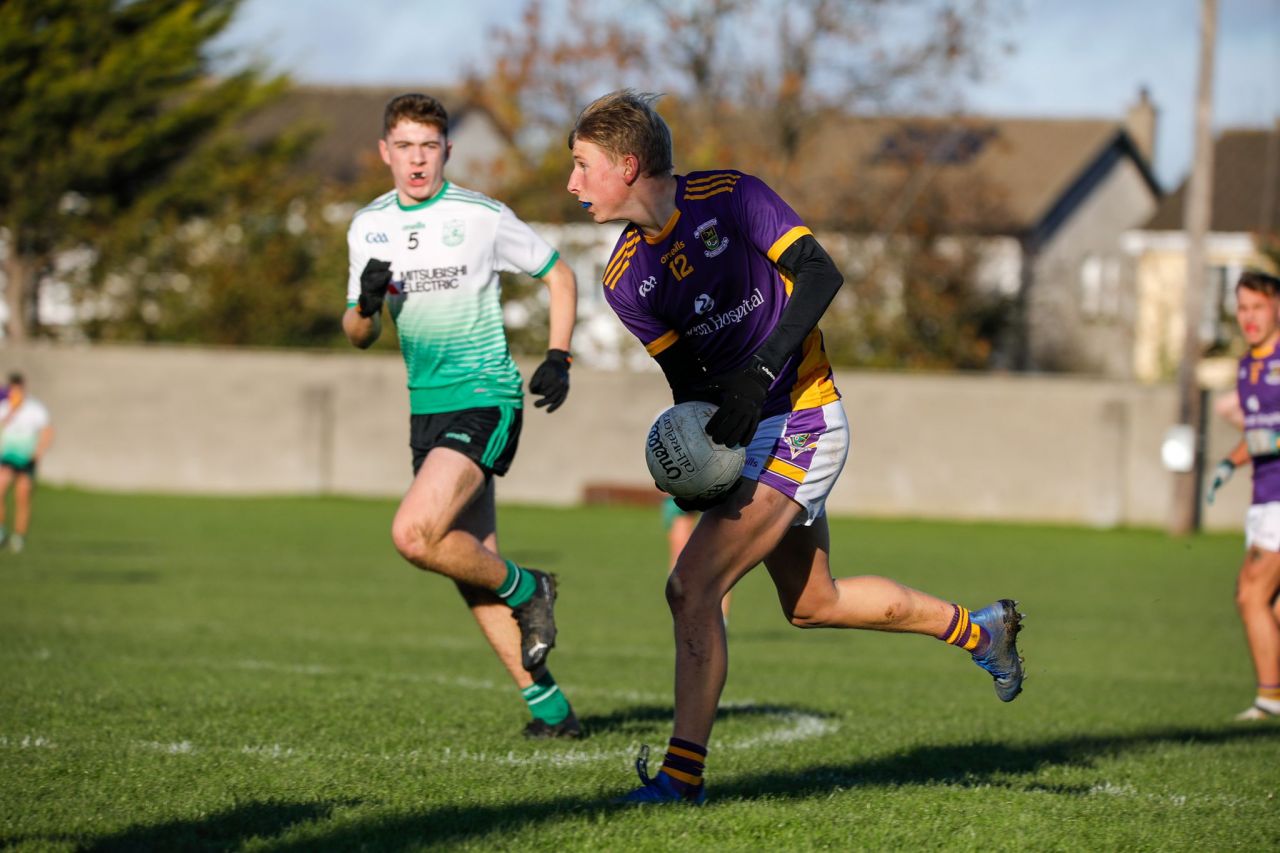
[1125,86,1157,166]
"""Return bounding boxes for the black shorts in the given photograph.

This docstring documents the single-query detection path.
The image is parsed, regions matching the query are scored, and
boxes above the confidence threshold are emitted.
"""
[410,405,522,478]
[0,457,36,477]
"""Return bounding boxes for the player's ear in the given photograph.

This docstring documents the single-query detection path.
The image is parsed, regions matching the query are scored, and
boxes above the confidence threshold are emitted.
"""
[378,138,391,167]
[445,139,452,163]
[622,154,640,185]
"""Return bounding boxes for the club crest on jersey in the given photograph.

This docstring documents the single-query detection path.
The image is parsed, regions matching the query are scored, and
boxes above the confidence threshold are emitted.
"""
[442,219,465,247]
[1267,362,1280,385]
[695,218,729,258]
[785,433,817,459]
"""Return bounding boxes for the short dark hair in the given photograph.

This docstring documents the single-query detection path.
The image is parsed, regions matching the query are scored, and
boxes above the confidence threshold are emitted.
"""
[383,93,449,138]
[1237,268,1280,298]
[7,372,22,386]
[568,90,673,177]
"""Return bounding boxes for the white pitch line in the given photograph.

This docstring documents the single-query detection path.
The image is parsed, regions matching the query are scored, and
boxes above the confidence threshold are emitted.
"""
[0,735,56,749]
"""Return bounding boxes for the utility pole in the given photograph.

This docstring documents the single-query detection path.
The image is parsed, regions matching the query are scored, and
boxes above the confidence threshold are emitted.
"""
[1170,0,1218,535]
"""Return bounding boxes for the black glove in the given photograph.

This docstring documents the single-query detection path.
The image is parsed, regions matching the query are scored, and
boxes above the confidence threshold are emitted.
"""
[356,258,392,317]
[700,355,775,447]
[672,478,742,512]
[529,349,572,412]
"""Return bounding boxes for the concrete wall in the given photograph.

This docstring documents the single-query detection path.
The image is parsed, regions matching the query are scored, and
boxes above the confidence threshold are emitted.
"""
[6,342,1250,529]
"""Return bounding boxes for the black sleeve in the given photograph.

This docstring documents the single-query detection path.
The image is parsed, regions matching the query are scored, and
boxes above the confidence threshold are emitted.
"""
[752,234,844,375]
[653,336,713,404]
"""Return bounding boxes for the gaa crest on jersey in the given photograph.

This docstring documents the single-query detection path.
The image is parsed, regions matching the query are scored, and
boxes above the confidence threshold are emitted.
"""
[442,219,465,247]
[695,218,729,258]
[785,432,817,459]
[1266,362,1280,385]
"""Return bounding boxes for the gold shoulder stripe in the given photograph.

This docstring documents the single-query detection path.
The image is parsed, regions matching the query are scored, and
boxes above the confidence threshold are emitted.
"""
[604,243,639,289]
[605,232,641,280]
[767,226,812,263]
[644,330,679,356]
[684,186,737,200]
[604,257,633,290]
[685,172,740,188]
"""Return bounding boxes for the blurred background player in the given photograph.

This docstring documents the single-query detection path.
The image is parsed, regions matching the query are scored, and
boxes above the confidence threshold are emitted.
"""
[0,373,54,553]
[568,90,1025,804]
[344,93,581,738]
[1205,269,1280,721]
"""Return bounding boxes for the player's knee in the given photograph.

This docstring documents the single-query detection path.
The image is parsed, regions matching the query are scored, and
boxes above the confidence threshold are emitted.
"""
[787,602,830,629]
[390,517,440,569]
[665,571,719,617]
[664,572,686,614]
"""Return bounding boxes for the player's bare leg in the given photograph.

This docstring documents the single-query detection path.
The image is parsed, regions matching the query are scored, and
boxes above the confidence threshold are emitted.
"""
[391,447,507,587]
[450,478,531,689]
[668,510,731,622]
[764,517,955,634]
[13,473,32,535]
[1234,546,1280,719]
[0,466,12,545]
[392,446,558,672]
[666,481,800,747]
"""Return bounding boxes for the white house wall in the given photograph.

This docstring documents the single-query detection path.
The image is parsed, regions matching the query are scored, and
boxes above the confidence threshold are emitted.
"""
[1026,155,1160,376]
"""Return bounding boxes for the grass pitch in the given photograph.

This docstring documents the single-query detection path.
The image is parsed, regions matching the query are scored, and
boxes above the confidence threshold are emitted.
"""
[2,488,1278,851]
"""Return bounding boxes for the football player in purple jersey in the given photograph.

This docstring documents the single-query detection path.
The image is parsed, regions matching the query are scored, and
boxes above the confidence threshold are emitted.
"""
[1205,268,1280,721]
[567,90,1025,804]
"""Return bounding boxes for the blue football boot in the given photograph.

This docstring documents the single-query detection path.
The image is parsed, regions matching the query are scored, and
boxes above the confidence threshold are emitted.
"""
[614,745,707,805]
[970,599,1024,702]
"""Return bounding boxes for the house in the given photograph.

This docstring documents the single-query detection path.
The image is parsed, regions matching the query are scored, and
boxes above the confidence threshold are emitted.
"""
[760,89,1163,375]
[238,85,523,194]
[1123,123,1280,382]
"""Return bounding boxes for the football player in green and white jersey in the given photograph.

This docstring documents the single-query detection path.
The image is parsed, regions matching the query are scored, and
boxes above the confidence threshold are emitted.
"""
[343,93,580,738]
[0,373,54,554]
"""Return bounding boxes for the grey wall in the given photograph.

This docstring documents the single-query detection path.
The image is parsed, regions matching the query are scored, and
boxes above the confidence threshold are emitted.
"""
[6,342,1249,530]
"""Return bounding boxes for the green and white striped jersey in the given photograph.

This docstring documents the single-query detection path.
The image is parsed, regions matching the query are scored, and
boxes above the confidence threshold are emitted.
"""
[0,397,50,466]
[347,182,559,414]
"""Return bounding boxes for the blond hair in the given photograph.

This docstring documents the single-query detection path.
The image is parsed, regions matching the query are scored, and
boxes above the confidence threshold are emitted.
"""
[568,90,673,177]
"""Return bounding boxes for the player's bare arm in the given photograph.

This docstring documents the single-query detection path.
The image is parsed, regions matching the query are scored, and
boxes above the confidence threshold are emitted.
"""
[342,306,381,349]
[542,258,577,353]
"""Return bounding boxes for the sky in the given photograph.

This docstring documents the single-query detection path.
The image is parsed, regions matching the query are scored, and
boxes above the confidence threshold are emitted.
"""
[216,0,1280,190]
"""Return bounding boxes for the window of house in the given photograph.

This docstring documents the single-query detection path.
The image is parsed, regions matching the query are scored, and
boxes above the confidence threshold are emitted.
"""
[1080,255,1124,320]
[1203,263,1242,346]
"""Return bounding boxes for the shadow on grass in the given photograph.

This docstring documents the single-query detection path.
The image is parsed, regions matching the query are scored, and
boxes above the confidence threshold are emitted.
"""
[577,702,835,737]
[19,724,1276,851]
[3,800,350,852]
[286,724,1276,850]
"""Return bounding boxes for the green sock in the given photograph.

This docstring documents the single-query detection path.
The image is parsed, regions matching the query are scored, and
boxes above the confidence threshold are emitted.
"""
[522,670,571,725]
[497,559,536,608]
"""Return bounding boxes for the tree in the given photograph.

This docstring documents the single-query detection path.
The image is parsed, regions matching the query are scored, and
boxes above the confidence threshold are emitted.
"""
[0,0,283,340]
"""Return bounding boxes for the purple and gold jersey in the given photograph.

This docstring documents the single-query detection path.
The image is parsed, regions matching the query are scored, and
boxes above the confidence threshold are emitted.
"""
[1237,340,1280,504]
[602,171,840,419]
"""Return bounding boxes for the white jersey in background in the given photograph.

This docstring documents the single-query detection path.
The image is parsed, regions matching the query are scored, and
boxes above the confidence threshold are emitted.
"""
[0,397,50,465]
[346,182,559,414]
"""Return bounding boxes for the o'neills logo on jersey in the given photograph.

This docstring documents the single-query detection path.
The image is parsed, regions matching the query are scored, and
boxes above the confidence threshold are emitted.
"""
[400,265,468,293]
[686,288,765,337]
[695,219,729,258]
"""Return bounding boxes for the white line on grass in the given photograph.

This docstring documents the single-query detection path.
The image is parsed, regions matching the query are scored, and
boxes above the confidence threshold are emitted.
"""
[0,735,55,749]
[111,708,839,770]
